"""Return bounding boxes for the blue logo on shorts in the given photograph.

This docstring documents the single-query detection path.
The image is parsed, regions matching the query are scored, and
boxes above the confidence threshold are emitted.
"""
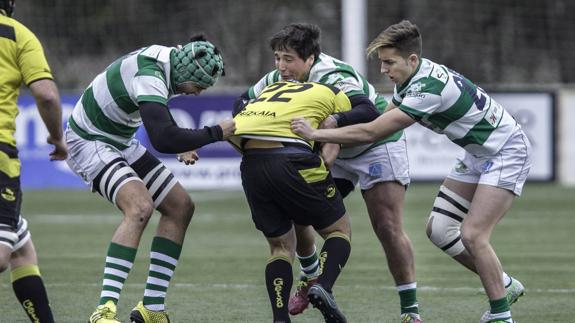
[482,160,494,172]
[368,162,383,177]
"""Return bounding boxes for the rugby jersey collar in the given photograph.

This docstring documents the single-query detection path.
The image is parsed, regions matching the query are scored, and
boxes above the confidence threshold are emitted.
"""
[395,57,423,93]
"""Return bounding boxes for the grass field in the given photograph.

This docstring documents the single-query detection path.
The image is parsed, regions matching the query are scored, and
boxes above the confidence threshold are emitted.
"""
[1,183,574,322]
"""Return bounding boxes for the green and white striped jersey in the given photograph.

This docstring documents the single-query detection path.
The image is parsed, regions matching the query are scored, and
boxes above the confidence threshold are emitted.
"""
[69,45,174,150]
[248,52,402,158]
[393,58,517,156]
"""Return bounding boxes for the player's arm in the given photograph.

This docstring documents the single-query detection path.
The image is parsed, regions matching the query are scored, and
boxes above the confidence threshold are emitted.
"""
[140,101,235,154]
[29,79,68,161]
[323,94,380,128]
[384,101,399,112]
[292,108,415,144]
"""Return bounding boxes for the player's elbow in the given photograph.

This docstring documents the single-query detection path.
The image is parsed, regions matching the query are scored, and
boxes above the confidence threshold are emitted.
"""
[147,128,176,154]
[30,80,60,108]
[149,136,176,154]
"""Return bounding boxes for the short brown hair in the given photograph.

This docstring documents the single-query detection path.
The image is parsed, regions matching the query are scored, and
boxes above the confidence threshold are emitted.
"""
[366,20,422,58]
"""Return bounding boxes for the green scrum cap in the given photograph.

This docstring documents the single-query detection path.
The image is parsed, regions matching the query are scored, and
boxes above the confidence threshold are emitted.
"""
[170,35,224,89]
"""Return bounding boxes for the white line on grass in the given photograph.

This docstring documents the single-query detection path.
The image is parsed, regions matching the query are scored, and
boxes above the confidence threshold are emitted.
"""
[0,283,572,294]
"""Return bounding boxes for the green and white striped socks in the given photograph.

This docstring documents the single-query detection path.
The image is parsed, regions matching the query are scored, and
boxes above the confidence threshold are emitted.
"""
[99,242,137,305]
[143,236,182,311]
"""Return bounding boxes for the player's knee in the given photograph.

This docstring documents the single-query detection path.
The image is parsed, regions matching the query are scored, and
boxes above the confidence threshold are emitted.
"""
[177,195,195,224]
[371,209,402,242]
[460,224,488,254]
[0,249,11,273]
[426,185,471,257]
[123,199,154,226]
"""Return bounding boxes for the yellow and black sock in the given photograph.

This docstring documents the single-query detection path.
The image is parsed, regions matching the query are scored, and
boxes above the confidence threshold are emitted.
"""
[265,256,292,323]
[317,233,351,292]
[11,264,55,323]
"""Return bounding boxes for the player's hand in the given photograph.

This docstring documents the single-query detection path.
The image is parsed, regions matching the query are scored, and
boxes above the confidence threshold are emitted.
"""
[47,136,68,161]
[291,117,315,140]
[321,143,339,169]
[320,115,337,129]
[219,119,236,140]
[177,150,199,165]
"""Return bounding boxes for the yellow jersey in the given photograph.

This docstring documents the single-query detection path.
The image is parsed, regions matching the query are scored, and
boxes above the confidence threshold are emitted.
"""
[0,15,53,147]
[231,81,351,149]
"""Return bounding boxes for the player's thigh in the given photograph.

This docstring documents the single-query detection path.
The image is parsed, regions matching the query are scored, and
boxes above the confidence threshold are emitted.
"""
[129,151,179,209]
[464,184,515,236]
[362,181,406,230]
[10,238,36,268]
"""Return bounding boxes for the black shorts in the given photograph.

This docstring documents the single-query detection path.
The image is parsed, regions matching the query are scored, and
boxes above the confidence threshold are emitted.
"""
[240,146,346,237]
[0,143,22,229]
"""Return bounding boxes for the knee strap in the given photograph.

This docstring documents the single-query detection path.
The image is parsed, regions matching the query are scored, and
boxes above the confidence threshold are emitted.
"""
[427,185,470,257]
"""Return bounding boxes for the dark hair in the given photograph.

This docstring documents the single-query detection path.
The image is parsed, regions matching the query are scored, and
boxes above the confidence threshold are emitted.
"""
[269,23,321,61]
[0,0,15,17]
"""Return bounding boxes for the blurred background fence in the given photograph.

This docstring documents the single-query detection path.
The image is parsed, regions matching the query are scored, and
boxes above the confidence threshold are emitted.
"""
[14,0,575,92]
[9,0,575,188]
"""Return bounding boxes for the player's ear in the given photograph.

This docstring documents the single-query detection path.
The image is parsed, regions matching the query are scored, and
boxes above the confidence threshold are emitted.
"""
[408,53,419,66]
[305,55,315,66]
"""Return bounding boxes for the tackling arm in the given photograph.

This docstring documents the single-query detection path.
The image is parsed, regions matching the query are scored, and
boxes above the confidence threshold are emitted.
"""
[140,101,226,154]
[292,108,416,144]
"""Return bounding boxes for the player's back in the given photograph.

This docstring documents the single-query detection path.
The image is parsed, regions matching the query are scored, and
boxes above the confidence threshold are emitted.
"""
[0,15,52,147]
[232,81,351,148]
[69,45,173,149]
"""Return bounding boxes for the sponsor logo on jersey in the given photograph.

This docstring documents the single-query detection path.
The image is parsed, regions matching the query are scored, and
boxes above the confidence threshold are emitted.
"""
[406,82,426,100]
[237,110,276,118]
[1,187,16,202]
[273,278,284,308]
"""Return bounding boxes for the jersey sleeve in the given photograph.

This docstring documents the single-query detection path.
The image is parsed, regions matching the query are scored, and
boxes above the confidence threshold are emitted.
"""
[320,71,364,97]
[133,55,169,106]
[247,70,281,99]
[16,23,53,85]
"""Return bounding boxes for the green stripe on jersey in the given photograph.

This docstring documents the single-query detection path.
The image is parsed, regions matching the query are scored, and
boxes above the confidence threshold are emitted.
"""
[69,116,129,150]
[81,87,139,138]
[106,60,139,114]
[452,117,495,148]
[427,90,473,130]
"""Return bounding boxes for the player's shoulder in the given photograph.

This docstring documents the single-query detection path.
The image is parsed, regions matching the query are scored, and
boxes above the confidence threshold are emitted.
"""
[406,59,449,95]
[309,81,341,95]
[1,17,37,44]
[138,45,172,64]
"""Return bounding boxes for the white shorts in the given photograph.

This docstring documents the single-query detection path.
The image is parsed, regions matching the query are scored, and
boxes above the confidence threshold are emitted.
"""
[447,128,532,196]
[65,128,146,184]
[331,134,410,190]
[65,128,177,207]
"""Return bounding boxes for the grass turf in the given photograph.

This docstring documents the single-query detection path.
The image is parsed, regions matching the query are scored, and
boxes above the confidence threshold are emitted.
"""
[0,183,573,322]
